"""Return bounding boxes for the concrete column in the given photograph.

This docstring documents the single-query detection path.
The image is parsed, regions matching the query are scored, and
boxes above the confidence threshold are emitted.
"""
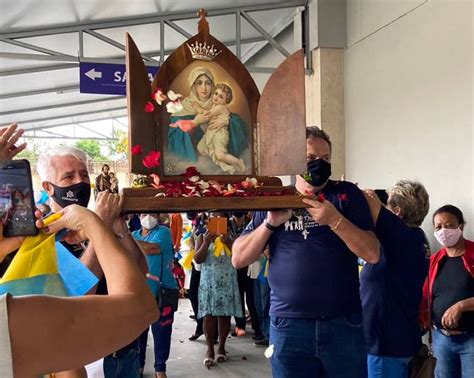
[305,47,345,180]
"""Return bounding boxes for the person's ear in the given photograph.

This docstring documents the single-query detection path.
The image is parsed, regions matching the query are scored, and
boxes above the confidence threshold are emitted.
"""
[460,224,464,231]
[392,206,402,218]
[42,181,54,197]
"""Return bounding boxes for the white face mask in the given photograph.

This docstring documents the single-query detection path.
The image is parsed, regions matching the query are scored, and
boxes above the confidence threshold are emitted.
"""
[141,215,158,230]
[434,227,463,247]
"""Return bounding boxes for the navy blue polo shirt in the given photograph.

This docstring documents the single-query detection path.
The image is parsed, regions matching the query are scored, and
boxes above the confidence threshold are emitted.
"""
[242,180,373,318]
[360,206,428,357]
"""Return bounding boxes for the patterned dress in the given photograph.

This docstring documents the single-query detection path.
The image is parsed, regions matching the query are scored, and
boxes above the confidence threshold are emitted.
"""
[198,244,242,318]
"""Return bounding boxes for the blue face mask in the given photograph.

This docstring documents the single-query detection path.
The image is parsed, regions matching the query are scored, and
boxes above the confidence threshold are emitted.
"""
[307,159,331,187]
[50,182,91,208]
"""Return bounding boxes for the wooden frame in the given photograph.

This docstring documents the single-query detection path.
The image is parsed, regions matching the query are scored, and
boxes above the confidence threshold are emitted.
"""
[124,9,308,212]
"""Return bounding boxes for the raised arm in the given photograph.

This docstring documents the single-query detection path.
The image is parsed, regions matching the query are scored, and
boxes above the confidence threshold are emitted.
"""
[232,210,292,268]
[193,231,217,264]
[0,123,27,159]
[7,205,158,377]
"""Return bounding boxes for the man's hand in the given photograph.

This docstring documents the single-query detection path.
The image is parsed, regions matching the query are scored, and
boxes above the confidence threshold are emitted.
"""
[0,123,27,159]
[266,210,293,227]
[302,198,341,227]
[295,175,317,196]
[441,302,463,329]
[94,191,123,226]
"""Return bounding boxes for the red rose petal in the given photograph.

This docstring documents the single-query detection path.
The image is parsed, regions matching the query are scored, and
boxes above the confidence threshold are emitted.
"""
[131,144,143,155]
[144,101,155,113]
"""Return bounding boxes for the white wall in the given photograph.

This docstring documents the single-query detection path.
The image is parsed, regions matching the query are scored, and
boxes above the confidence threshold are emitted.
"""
[345,0,473,244]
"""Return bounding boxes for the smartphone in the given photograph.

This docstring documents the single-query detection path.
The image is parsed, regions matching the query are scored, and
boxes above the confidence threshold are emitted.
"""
[208,216,228,235]
[0,159,38,237]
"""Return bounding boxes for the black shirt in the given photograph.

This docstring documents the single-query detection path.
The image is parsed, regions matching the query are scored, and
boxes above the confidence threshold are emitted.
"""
[360,206,428,357]
[432,256,474,332]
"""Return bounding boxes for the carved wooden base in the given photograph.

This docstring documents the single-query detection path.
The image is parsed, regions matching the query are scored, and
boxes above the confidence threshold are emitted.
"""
[121,187,309,213]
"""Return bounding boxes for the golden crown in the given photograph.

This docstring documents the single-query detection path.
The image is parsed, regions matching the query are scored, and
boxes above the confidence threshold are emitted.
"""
[186,41,222,61]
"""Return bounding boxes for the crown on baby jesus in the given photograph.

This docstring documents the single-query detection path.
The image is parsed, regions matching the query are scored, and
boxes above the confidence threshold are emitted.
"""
[186,41,222,61]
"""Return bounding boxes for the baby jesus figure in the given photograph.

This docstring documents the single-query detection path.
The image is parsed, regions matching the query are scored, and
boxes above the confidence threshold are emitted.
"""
[194,83,245,174]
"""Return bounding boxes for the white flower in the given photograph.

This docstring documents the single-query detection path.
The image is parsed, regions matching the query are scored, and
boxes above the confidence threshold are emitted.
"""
[167,90,183,101]
[166,100,184,114]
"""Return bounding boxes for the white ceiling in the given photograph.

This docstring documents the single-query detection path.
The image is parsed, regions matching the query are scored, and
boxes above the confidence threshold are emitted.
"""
[0,0,307,139]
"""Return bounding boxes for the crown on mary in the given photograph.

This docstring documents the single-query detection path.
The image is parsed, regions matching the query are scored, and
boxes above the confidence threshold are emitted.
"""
[186,41,222,61]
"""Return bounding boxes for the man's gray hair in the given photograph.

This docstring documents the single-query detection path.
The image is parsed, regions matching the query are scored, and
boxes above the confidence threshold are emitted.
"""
[387,180,430,227]
[37,146,89,181]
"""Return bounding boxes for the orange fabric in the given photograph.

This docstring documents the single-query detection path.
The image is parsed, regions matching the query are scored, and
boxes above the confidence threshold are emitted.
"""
[170,213,183,251]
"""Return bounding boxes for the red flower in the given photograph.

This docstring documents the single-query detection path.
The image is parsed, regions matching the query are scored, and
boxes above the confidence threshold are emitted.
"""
[338,193,348,202]
[317,193,325,202]
[142,151,161,168]
[144,101,155,113]
[131,144,143,155]
[180,166,200,178]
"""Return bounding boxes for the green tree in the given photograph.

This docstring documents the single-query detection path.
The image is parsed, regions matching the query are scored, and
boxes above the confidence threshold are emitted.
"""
[15,138,39,162]
[74,139,105,161]
[106,128,128,160]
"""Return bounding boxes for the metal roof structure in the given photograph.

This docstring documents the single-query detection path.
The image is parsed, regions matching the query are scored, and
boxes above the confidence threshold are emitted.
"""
[0,0,310,140]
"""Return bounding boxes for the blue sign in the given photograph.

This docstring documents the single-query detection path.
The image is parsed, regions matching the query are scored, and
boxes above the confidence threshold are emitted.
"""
[79,62,159,95]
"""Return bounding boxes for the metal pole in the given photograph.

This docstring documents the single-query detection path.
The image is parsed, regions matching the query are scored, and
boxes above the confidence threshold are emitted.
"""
[236,11,241,60]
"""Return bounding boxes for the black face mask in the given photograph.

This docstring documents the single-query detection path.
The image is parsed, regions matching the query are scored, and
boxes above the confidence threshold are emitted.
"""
[307,159,332,187]
[50,182,91,208]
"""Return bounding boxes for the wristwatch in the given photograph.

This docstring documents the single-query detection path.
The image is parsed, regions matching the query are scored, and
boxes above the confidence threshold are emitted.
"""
[264,219,281,232]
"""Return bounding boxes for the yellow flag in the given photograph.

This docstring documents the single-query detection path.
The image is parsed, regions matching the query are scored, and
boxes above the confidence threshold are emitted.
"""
[0,212,62,284]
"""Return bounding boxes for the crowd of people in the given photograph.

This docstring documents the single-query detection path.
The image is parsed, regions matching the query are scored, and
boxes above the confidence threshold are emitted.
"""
[0,122,473,378]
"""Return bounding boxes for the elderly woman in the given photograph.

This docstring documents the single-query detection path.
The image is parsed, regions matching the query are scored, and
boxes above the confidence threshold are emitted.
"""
[361,180,430,377]
[421,205,474,378]
[0,205,157,377]
[167,67,247,165]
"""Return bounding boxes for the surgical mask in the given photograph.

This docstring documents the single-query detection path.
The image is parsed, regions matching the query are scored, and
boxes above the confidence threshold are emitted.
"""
[434,227,463,247]
[307,159,332,187]
[141,215,158,230]
[50,182,91,208]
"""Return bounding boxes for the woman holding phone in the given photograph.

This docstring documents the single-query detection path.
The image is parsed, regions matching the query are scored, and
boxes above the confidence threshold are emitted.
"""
[194,212,242,368]
[1,204,158,377]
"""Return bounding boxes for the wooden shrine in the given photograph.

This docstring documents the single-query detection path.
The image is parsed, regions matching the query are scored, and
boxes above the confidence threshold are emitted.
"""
[122,9,308,213]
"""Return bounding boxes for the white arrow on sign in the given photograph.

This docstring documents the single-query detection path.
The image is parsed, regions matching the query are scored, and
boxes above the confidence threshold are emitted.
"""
[85,68,102,81]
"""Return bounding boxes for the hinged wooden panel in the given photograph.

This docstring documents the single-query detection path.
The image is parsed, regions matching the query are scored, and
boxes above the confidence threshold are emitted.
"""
[256,50,307,176]
[126,33,157,175]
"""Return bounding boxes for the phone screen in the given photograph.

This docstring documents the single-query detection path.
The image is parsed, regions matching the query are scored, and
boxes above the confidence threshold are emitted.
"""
[0,160,38,237]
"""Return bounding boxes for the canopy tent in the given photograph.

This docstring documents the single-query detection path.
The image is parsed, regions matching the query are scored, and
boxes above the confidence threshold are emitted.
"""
[0,0,309,140]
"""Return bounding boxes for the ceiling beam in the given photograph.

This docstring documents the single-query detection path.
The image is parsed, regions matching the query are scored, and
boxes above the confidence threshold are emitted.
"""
[0,85,80,100]
[0,96,124,116]
[0,35,267,77]
[0,63,78,76]
[0,106,127,128]
[0,38,75,57]
[83,29,157,62]
[19,113,128,132]
[0,1,307,39]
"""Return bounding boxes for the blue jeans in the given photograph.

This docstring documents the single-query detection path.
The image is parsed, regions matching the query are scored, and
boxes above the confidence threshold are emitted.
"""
[269,314,367,378]
[367,354,411,378]
[103,341,140,378]
[139,306,174,373]
[432,328,474,378]
[254,277,270,340]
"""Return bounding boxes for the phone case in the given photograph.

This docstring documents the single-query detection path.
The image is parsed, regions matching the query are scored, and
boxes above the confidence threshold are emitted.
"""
[208,217,228,235]
[0,159,38,237]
